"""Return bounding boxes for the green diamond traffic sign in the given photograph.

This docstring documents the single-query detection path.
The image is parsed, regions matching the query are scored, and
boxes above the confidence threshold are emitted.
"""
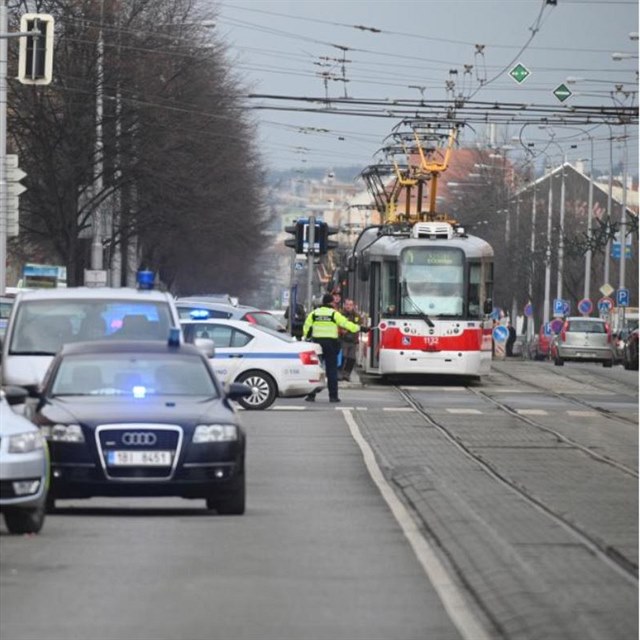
[553,83,572,102]
[509,63,530,84]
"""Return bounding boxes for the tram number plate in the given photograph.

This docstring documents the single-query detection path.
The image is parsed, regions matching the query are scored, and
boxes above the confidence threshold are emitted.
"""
[107,450,173,466]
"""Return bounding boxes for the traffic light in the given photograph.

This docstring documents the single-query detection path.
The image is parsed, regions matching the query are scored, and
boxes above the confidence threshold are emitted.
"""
[318,223,339,254]
[18,14,55,85]
[284,220,304,253]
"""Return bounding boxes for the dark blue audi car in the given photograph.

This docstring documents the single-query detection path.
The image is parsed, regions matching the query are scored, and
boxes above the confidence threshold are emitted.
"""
[32,339,250,515]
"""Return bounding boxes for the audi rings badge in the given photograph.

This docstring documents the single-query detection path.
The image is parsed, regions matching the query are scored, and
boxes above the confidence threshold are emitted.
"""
[122,432,157,446]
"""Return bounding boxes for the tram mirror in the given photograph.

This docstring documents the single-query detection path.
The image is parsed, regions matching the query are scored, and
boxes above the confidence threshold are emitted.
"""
[358,254,370,281]
[483,299,493,315]
[347,255,356,272]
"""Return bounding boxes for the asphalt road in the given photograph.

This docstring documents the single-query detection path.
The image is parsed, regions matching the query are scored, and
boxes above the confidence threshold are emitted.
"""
[0,401,463,640]
[1,360,637,640]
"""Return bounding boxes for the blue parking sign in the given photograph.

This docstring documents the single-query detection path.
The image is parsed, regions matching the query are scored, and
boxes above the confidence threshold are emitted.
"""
[553,298,564,316]
[616,288,630,307]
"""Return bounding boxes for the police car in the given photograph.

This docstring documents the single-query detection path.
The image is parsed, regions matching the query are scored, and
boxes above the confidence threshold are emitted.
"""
[181,318,325,410]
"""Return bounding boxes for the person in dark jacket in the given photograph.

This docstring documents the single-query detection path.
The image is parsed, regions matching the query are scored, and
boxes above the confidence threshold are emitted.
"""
[284,303,306,339]
[339,298,362,381]
[506,322,517,357]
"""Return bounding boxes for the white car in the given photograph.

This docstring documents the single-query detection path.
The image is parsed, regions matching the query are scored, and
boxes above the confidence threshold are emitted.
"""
[181,319,325,410]
[0,387,49,534]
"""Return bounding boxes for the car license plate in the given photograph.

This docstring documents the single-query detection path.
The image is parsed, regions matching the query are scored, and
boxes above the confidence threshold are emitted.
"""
[107,450,173,466]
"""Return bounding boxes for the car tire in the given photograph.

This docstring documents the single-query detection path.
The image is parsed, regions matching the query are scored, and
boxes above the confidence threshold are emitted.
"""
[206,474,245,515]
[554,356,564,366]
[45,494,56,513]
[3,506,46,534]
[235,370,277,410]
[603,360,613,368]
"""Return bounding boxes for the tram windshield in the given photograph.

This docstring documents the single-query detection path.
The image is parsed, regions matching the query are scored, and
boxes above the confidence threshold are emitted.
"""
[399,247,464,317]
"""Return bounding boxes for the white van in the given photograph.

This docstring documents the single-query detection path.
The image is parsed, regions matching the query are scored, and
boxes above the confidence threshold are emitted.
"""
[1,287,181,391]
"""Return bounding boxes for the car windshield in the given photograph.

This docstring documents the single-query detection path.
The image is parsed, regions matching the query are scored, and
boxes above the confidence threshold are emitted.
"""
[50,353,218,398]
[9,299,174,355]
[246,312,287,333]
[567,320,606,334]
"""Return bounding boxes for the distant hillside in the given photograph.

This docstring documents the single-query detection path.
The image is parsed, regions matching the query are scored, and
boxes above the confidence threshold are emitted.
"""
[267,166,363,186]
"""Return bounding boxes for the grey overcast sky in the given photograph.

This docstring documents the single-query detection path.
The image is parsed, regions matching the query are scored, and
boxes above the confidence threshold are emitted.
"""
[213,0,639,175]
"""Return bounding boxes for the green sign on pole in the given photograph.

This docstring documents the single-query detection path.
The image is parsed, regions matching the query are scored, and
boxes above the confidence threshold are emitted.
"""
[509,63,530,84]
[553,83,572,102]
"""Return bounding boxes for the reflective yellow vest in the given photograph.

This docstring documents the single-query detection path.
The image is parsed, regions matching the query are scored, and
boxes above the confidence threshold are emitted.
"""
[303,306,359,339]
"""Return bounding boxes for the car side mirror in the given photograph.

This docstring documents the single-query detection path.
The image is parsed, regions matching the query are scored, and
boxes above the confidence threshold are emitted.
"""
[3,385,28,405]
[227,382,253,400]
[193,337,215,358]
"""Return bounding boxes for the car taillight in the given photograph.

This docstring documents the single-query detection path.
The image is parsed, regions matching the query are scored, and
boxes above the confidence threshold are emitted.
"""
[605,323,612,343]
[299,350,319,365]
[560,321,568,342]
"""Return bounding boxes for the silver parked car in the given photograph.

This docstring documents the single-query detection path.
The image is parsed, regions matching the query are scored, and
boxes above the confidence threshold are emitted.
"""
[550,317,614,367]
[0,387,49,533]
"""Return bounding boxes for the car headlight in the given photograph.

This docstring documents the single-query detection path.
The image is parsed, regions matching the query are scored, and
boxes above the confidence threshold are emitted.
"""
[193,424,238,443]
[40,424,85,443]
[8,431,44,453]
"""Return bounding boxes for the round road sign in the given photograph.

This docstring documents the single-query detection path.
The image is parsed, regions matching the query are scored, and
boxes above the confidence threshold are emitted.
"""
[492,325,509,342]
[524,302,533,318]
[597,297,614,313]
[577,298,593,316]
[550,318,564,334]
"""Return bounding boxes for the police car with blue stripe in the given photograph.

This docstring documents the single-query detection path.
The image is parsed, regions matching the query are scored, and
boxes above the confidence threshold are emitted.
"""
[181,316,325,410]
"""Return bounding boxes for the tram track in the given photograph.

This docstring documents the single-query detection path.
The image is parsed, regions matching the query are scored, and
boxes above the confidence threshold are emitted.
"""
[395,386,639,581]
[492,365,639,428]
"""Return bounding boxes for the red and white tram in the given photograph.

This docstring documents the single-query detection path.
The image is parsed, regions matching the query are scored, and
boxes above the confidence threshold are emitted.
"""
[347,219,494,379]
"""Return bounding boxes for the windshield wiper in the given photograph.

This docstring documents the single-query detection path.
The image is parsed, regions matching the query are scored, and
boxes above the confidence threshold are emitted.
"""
[401,281,435,328]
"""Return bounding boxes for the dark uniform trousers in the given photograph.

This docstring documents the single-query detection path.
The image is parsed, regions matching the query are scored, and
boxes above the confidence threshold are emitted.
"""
[312,338,340,400]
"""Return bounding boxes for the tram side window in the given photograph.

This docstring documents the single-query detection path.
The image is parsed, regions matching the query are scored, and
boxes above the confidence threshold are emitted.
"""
[468,263,481,318]
[381,261,398,316]
[484,261,494,310]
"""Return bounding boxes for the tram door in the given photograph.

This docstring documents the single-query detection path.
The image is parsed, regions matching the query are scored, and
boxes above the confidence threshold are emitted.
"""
[369,262,381,369]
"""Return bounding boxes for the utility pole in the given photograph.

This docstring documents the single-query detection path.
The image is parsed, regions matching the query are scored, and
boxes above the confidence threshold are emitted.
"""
[556,156,566,300]
[90,0,105,273]
[306,216,315,314]
[583,137,595,300]
[543,165,553,325]
[0,0,8,295]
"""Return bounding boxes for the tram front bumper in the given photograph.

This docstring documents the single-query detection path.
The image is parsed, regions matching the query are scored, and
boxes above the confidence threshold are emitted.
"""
[378,349,490,376]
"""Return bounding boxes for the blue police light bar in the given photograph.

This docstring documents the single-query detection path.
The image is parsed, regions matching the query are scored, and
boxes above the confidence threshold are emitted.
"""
[168,328,181,347]
[136,270,155,290]
[190,309,211,319]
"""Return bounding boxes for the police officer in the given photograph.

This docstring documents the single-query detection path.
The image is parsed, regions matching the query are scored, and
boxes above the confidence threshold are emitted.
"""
[303,293,367,403]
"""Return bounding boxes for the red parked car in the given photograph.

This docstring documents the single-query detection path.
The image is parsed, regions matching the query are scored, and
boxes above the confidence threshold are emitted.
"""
[534,323,560,360]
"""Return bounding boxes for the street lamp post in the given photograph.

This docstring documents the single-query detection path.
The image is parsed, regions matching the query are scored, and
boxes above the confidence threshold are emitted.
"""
[543,163,554,325]
[556,156,566,301]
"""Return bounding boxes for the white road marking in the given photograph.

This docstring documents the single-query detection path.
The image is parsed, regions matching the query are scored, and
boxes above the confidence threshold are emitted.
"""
[567,410,599,417]
[481,388,541,394]
[342,409,492,640]
[401,386,467,391]
[446,408,482,415]
[382,407,415,412]
[516,409,548,416]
